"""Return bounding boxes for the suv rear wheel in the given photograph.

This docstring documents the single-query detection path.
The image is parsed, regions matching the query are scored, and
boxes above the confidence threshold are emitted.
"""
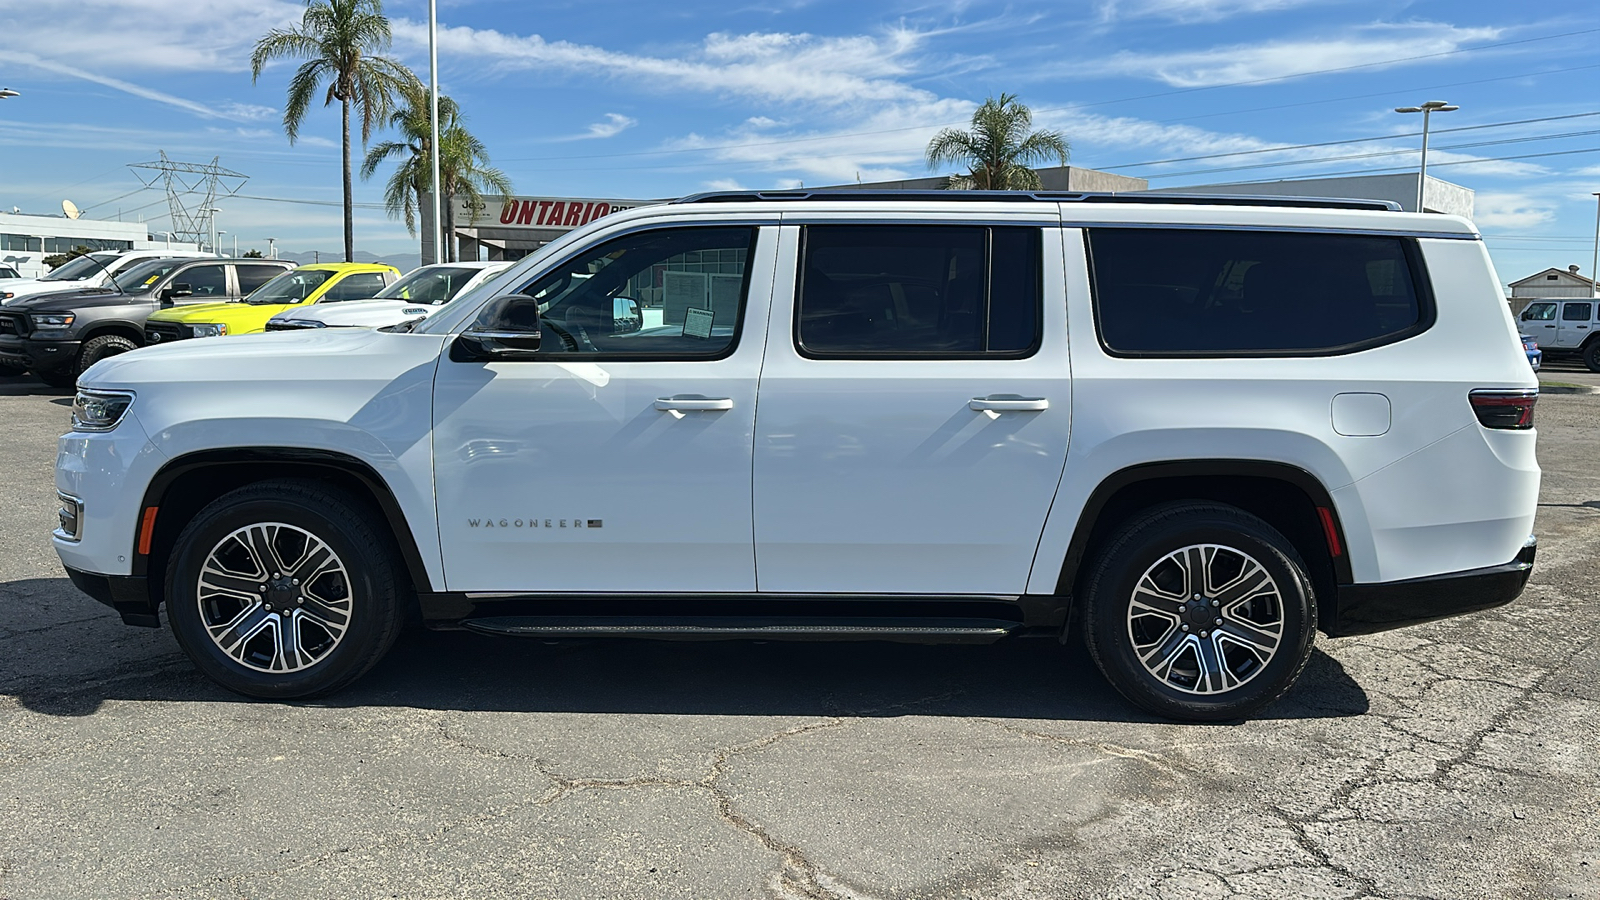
[1583,340,1600,374]
[1082,502,1316,722]
[165,479,405,699]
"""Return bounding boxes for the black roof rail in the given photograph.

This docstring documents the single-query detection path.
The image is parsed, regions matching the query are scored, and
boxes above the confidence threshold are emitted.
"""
[672,189,1401,212]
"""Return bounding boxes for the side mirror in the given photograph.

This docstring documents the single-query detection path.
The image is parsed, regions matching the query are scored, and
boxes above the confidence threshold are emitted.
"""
[162,284,194,301]
[451,294,543,361]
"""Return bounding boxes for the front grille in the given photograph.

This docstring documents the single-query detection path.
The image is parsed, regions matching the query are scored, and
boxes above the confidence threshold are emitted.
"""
[144,322,189,345]
[0,314,26,337]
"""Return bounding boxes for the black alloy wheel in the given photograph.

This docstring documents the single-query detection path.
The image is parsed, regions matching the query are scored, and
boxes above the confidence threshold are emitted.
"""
[1082,502,1317,722]
[165,479,406,699]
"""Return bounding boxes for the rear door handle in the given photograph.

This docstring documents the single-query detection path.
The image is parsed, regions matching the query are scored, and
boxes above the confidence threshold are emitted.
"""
[969,397,1049,412]
[655,397,734,412]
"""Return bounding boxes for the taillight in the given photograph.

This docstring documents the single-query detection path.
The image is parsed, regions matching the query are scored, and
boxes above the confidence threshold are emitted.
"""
[1469,389,1537,430]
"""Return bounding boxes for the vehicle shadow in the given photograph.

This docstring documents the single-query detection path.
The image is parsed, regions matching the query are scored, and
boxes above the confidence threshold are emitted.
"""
[6,578,1370,723]
[0,375,72,397]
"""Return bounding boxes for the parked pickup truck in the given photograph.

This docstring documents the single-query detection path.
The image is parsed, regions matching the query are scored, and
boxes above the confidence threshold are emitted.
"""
[0,257,294,385]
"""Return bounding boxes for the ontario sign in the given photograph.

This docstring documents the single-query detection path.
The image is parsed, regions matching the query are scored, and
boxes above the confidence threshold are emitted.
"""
[453,195,655,231]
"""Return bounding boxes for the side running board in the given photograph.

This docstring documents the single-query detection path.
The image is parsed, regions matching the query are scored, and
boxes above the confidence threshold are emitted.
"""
[458,615,1021,644]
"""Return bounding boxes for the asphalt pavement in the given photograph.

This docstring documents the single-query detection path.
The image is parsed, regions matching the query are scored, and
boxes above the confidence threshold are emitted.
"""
[1,371,1595,900]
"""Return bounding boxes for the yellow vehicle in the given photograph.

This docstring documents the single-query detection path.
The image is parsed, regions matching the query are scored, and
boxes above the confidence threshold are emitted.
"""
[143,263,400,344]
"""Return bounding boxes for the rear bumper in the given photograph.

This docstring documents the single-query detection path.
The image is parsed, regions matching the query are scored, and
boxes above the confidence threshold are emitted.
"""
[1327,535,1536,636]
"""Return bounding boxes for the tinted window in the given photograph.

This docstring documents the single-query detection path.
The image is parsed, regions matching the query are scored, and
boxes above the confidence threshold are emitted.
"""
[1089,229,1427,355]
[797,225,1041,357]
[1520,302,1556,322]
[378,266,481,304]
[177,264,228,297]
[323,272,390,301]
[1561,302,1592,321]
[237,265,285,295]
[491,226,755,359]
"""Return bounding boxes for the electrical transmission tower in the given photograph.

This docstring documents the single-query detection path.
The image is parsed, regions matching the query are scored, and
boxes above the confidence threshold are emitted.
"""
[128,152,248,250]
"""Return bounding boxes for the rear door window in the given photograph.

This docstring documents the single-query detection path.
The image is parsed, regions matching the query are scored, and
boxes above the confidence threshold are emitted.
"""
[236,264,285,296]
[1561,302,1592,321]
[1087,228,1430,356]
[795,225,1042,358]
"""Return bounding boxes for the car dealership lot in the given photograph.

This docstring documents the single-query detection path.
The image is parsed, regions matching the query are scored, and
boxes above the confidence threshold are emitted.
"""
[1,375,1595,899]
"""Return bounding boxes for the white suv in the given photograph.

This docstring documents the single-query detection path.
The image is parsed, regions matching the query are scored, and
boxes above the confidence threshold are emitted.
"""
[1516,298,1600,371]
[52,192,1539,721]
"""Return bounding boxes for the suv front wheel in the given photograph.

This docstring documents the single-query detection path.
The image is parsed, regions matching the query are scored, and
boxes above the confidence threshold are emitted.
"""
[165,479,405,699]
[1082,503,1316,722]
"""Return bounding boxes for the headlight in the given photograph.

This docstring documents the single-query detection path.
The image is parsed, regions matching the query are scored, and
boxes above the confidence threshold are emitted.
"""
[31,313,75,328]
[191,323,228,338]
[71,389,135,432]
[0,292,14,301]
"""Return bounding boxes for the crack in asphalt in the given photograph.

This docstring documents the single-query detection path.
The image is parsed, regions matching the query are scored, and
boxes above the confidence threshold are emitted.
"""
[434,712,871,899]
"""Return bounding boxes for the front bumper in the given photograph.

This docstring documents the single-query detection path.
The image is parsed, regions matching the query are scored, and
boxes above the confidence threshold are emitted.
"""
[1327,535,1536,636]
[65,568,159,627]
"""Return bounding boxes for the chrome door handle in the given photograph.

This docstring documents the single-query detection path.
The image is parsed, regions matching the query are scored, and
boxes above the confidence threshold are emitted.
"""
[655,397,734,412]
[969,397,1049,412]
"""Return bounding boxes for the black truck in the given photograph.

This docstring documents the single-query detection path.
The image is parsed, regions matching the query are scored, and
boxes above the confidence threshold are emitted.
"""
[0,257,294,386]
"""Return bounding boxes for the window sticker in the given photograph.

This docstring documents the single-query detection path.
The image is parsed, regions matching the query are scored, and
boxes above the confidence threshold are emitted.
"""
[683,306,715,339]
[143,276,160,286]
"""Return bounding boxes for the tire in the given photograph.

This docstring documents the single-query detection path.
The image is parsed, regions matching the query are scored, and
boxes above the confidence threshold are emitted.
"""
[77,334,138,375]
[34,367,76,388]
[1082,502,1316,723]
[1583,341,1600,374]
[165,479,406,699]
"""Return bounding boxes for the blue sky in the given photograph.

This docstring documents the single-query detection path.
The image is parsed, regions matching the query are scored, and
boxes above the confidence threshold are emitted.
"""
[1,0,1596,282]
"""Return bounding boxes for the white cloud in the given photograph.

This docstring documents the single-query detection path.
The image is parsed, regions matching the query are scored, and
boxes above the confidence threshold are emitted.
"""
[11,52,274,122]
[392,21,938,108]
[1072,21,1502,87]
[703,179,749,191]
[1473,193,1557,230]
[583,113,638,139]
[1097,0,1329,24]
[4,0,304,73]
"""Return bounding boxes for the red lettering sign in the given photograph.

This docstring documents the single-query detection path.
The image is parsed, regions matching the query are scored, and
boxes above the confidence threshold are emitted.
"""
[499,202,518,225]
[516,200,538,225]
[564,203,585,227]
[590,203,611,221]
[545,201,566,226]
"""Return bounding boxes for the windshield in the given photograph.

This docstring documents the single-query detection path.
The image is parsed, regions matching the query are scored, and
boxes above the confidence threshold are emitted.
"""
[246,269,332,304]
[41,253,119,282]
[375,266,481,305]
[110,259,185,294]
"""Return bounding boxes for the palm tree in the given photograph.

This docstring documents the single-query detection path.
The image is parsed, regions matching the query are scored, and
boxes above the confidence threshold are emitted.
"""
[361,82,513,262]
[925,93,1070,190]
[251,0,417,261]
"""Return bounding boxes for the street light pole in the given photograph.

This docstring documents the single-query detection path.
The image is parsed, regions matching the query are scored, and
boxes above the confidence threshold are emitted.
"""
[200,206,220,254]
[1591,192,1599,299]
[428,0,443,266]
[1394,100,1458,212]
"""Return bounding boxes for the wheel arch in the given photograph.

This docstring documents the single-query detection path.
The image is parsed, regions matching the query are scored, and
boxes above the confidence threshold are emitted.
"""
[1053,460,1353,626]
[79,322,147,348]
[132,448,434,610]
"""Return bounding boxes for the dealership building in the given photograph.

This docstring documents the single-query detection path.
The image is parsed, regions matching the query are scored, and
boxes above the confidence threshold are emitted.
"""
[419,167,1474,265]
[0,210,201,279]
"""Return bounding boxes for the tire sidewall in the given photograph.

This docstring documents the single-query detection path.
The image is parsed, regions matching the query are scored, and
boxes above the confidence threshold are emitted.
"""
[1086,511,1315,722]
[166,492,396,699]
[1583,341,1600,373]
[78,335,137,374]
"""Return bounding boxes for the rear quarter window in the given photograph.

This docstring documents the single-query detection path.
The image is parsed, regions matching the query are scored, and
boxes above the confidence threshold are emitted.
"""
[1087,228,1432,356]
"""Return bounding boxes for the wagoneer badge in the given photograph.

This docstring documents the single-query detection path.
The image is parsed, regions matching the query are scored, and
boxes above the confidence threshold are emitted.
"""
[469,518,602,529]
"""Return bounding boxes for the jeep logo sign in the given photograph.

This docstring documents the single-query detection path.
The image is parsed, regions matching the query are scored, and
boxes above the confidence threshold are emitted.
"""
[454,195,652,232]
